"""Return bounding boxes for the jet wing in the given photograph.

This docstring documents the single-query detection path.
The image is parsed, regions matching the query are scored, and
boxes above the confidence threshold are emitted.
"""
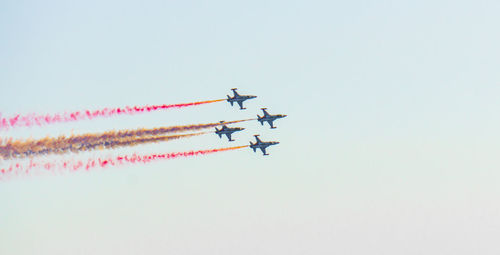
[225,133,232,141]
[237,101,244,109]
[260,147,267,155]
[262,109,270,116]
[267,120,274,128]
[255,136,262,143]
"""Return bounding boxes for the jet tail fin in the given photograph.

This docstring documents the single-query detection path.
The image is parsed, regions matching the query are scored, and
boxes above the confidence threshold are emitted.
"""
[215,128,223,138]
[257,115,264,126]
[250,142,256,152]
[257,115,264,125]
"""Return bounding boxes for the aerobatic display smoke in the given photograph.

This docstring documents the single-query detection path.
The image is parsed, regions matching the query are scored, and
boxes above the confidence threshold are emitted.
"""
[0,88,277,181]
[0,119,253,159]
[0,146,249,178]
[89,132,210,150]
[0,99,225,130]
[0,132,208,159]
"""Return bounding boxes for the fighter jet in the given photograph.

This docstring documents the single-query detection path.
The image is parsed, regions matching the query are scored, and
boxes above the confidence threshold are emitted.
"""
[249,135,279,156]
[215,121,245,141]
[227,88,257,110]
[257,108,287,129]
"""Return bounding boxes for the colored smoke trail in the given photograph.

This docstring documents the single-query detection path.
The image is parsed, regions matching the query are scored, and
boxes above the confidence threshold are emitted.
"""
[0,99,225,130]
[0,132,209,159]
[0,119,253,159]
[80,132,210,151]
[95,118,253,140]
[0,146,249,177]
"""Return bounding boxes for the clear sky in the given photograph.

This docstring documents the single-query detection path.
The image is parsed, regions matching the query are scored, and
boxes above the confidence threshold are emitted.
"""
[1,0,500,254]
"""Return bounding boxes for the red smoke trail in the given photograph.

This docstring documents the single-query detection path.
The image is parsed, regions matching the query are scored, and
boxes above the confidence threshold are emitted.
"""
[0,99,225,130]
[0,146,248,179]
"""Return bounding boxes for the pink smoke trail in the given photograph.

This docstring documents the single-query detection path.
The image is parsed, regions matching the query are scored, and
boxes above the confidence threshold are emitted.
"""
[0,99,225,130]
[0,145,248,180]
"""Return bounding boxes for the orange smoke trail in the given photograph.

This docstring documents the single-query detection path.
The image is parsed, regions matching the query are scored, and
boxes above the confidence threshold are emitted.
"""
[0,146,249,178]
[91,132,210,151]
[0,99,225,130]
[0,132,209,159]
[0,119,254,159]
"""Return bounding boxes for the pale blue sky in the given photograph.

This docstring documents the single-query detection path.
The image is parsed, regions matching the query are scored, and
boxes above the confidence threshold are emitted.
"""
[1,0,500,254]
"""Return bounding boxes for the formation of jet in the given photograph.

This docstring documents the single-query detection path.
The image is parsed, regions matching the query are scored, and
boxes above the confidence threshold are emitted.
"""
[215,121,244,142]
[219,88,286,156]
[227,88,257,110]
[249,135,279,156]
[257,108,287,129]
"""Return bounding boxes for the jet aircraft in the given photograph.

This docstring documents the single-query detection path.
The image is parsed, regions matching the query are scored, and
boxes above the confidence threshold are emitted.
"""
[215,121,245,141]
[257,108,287,129]
[249,135,279,156]
[227,88,257,110]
